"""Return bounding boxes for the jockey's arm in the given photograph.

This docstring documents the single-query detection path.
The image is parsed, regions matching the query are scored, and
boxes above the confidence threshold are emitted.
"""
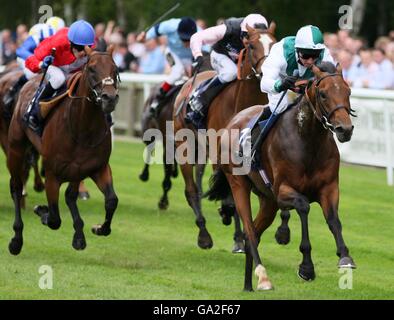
[190,24,226,58]
[25,37,55,73]
[260,41,287,94]
[16,36,38,61]
[146,18,180,40]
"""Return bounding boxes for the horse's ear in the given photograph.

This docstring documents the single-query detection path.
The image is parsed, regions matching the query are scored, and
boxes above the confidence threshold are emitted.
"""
[311,64,324,78]
[107,44,115,55]
[336,62,343,76]
[84,45,93,56]
[268,21,276,34]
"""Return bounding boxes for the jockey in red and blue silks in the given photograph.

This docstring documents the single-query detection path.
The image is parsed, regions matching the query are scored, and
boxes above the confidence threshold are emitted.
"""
[3,17,66,109]
[24,19,96,134]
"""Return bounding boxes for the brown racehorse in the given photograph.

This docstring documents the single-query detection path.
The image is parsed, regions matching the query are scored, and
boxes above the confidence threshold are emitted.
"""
[7,46,119,255]
[206,62,356,291]
[139,53,212,210]
[173,23,277,252]
[0,68,45,199]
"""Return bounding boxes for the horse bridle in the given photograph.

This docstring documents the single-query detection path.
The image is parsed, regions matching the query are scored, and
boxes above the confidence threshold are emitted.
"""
[304,73,356,132]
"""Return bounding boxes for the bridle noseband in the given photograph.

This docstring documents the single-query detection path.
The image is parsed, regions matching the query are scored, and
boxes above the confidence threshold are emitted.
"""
[304,73,356,132]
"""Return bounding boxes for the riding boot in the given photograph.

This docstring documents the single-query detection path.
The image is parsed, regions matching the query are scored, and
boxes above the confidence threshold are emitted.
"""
[150,85,171,116]
[185,76,227,128]
[26,83,56,135]
[3,74,28,116]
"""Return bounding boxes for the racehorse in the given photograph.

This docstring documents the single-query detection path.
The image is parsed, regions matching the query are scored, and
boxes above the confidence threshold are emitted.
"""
[0,68,45,202]
[173,23,277,252]
[206,62,356,291]
[139,53,212,210]
[7,45,119,255]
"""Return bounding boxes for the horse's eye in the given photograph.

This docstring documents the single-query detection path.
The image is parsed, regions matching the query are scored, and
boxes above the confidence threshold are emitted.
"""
[320,91,327,100]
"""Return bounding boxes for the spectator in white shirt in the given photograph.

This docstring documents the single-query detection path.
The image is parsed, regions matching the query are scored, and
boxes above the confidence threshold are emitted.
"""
[372,48,394,89]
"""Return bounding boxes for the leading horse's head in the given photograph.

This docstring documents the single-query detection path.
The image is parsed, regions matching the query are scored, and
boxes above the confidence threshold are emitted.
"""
[307,62,355,142]
[84,45,120,114]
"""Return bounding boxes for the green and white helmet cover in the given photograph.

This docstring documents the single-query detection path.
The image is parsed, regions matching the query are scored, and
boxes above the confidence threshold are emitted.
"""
[295,25,325,50]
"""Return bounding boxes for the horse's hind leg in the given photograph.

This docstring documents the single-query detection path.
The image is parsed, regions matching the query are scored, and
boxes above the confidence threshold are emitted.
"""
[275,210,291,245]
[91,164,118,236]
[158,162,173,210]
[78,180,90,200]
[8,173,25,255]
[181,163,213,249]
[29,149,45,192]
[319,184,356,269]
[139,139,154,181]
[65,182,86,250]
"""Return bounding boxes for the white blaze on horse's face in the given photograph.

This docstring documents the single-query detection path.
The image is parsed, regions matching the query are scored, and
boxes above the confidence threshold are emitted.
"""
[259,34,274,56]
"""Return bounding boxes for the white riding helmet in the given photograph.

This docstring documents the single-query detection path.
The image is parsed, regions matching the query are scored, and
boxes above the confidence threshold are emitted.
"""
[295,25,325,50]
[46,16,66,32]
[28,23,55,40]
[241,14,268,32]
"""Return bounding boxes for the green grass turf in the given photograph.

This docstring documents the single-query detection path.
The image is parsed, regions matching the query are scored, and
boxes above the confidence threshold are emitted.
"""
[0,139,393,299]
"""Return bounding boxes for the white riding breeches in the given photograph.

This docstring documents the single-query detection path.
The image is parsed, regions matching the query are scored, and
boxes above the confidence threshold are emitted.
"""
[268,91,289,115]
[210,50,237,83]
[45,65,67,90]
[166,48,192,85]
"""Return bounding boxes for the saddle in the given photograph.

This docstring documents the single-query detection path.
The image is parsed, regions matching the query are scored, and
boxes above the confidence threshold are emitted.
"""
[39,71,82,118]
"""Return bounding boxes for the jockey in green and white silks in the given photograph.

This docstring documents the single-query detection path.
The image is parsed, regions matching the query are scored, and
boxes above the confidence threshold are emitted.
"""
[260,25,335,115]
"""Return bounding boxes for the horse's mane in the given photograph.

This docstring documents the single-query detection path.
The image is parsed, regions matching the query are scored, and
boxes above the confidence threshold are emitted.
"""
[315,61,337,73]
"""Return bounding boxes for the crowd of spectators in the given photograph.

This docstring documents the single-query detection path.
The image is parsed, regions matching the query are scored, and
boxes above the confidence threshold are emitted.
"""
[1,21,394,90]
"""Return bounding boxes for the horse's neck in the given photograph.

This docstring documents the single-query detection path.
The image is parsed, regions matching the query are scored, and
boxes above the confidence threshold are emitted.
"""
[70,74,105,133]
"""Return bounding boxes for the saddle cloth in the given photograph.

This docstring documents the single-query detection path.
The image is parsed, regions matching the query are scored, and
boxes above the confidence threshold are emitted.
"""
[39,71,82,118]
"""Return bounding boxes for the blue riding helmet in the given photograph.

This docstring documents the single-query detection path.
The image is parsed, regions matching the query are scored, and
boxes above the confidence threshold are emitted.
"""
[177,17,197,41]
[68,20,95,46]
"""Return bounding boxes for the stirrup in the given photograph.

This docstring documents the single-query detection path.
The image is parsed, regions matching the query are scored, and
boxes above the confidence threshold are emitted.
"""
[27,115,40,132]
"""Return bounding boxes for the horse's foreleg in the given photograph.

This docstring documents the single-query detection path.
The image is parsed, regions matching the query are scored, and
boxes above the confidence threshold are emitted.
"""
[158,162,173,210]
[41,174,61,230]
[30,149,45,192]
[78,180,90,200]
[278,185,314,281]
[180,162,212,249]
[319,184,356,269]
[139,140,155,182]
[226,174,273,291]
[275,210,291,245]
[91,164,118,236]
[65,181,86,250]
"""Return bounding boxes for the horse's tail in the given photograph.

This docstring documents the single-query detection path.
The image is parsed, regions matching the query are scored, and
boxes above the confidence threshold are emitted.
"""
[204,169,231,201]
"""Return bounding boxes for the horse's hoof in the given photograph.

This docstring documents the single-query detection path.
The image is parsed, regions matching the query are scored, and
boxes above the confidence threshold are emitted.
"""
[139,172,149,182]
[8,238,23,255]
[338,256,356,269]
[257,280,274,291]
[198,231,213,249]
[91,224,111,236]
[34,205,49,217]
[34,182,45,193]
[47,218,61,230]
[78,191,90,201]
[72,235,87,250]
[275,226,290,245]
[232,241,245,254]
[158,198,169,210]
[298,264,316,281]
[171,170,178,178]
[218,206,234,226]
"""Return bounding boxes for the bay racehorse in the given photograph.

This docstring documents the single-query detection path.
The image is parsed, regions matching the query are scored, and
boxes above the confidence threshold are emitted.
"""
[173,23,277,252]
[7,45,119,255]
[139,53,212,210]
[206,62,356,290]
[0,68,45,202]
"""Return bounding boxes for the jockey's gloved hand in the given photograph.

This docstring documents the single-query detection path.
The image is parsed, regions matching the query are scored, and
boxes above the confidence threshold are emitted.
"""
[275,75,298,92]
[192,56,204,72]
[41,55,54,70]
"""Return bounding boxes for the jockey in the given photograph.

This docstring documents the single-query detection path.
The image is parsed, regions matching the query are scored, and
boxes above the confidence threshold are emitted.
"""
[3,17,66,109]
[185,14,268,126]
[137,17,198,114]
[24,20,95,133]
[260,25,335,120]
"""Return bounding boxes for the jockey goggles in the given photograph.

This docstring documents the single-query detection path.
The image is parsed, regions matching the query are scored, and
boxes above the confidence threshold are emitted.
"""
[297,49,322,60]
